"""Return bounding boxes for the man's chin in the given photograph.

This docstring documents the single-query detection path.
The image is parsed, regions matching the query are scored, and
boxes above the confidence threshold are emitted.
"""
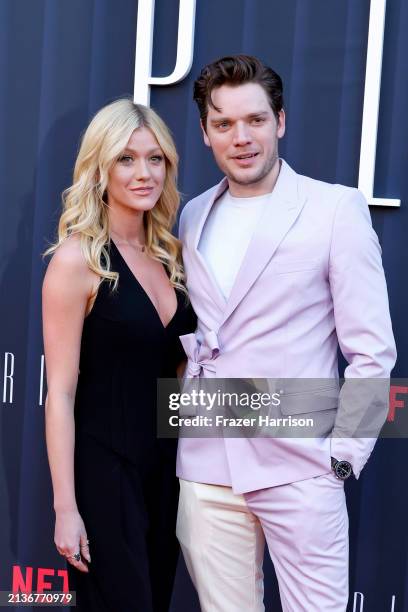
[227,169,265,186]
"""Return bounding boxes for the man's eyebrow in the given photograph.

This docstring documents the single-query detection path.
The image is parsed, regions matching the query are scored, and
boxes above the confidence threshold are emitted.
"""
[247,111,268,118]
[209,116,230,124]
[209,111,269,124]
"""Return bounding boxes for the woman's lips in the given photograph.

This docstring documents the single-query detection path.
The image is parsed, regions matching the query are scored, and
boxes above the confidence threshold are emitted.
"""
[130,187,154,195]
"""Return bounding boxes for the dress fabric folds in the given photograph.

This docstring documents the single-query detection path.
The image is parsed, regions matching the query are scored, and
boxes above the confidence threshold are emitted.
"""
[68,242,196,611]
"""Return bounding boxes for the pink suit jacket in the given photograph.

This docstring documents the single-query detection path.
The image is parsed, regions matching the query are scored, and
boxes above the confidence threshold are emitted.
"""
[177,159,396,494]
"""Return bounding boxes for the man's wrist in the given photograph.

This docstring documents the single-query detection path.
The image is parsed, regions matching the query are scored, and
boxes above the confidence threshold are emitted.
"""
[331,456,353,480]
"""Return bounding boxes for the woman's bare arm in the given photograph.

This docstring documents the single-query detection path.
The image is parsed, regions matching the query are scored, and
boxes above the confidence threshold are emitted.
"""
[42,237,97,571]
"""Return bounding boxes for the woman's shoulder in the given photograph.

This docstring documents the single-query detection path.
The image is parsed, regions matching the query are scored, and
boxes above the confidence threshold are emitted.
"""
[49,234,85,264]
[44,235,98,293]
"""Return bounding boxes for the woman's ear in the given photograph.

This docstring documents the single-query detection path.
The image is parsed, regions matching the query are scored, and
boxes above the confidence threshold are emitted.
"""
[95,168,108,203]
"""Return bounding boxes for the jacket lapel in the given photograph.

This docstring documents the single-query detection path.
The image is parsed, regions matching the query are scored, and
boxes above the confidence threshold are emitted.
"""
[220,160,307,326]
[185,177,229,313]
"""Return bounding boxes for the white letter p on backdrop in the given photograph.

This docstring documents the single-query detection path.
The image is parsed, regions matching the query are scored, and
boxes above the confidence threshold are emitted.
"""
[134,0,196,106]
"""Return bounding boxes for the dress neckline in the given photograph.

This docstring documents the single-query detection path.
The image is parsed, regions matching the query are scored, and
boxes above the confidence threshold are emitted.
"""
[110,239,179,330]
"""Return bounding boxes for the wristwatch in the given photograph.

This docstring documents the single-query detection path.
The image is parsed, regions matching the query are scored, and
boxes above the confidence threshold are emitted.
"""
[331,457,353,480]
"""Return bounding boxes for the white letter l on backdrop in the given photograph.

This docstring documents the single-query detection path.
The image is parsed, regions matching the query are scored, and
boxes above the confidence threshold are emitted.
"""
[359,0,400,207]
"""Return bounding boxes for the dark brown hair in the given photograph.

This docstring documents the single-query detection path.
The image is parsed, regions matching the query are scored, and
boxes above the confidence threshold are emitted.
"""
[193,55,283,129]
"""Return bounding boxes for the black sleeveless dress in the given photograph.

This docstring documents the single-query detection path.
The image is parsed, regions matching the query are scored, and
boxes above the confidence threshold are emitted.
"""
[68,241,196,611]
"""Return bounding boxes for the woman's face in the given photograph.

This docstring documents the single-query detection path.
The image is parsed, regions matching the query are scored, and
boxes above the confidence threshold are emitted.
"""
[106,127,166,213]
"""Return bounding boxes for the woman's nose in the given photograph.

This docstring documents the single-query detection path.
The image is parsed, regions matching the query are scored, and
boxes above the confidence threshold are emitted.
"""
[133,159,151,181]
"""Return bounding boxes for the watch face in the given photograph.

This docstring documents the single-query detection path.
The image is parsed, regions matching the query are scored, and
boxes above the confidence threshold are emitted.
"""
[334,460,352,480]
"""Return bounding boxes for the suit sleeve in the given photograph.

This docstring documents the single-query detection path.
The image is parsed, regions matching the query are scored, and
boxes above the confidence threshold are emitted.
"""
[328,188,397,477]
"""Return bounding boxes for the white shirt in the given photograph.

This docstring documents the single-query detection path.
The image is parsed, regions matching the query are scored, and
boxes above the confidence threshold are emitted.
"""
[198,189,270,299]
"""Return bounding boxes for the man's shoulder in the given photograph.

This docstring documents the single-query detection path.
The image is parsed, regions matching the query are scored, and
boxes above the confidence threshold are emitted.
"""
[181,182,222,218]
[179,181,226,238]
[298,171,355,200]
[281,159,365,210]
[296,170,368,218]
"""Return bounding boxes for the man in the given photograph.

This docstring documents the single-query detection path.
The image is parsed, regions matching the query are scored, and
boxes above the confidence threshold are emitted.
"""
[176,55,396,611]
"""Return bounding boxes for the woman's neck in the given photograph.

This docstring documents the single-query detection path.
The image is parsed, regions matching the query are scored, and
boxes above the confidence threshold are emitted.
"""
[108,207,145,245]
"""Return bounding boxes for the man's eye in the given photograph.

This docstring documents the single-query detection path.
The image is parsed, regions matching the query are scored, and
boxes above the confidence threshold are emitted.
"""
[217,122,229,129]
[252,117,264,124]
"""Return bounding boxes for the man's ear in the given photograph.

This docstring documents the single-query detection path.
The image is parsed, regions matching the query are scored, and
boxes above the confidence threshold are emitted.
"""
[277,109,286,139]
[200,120,211,147]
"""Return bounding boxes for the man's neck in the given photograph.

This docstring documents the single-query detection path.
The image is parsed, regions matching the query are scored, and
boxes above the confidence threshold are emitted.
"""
[228,158,281,198]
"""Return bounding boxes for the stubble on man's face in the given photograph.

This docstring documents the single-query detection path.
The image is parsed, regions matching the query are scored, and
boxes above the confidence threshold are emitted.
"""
[203,83,285,197]
[224,143,279,187]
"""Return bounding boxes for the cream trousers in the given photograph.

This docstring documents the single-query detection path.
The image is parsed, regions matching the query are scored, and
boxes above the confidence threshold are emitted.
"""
[177,474,349,611]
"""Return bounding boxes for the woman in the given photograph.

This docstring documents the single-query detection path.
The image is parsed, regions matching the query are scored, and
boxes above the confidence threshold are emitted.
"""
[42,98,196,611]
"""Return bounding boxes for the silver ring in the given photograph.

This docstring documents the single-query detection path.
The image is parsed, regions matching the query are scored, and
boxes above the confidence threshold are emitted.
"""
[67,552,81,562]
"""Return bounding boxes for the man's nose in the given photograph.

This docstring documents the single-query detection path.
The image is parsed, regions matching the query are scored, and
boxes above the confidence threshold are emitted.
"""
[232,122,252,146]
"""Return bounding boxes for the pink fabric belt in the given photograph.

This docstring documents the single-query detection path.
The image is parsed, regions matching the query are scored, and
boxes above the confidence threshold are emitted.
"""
[179,330,219,377]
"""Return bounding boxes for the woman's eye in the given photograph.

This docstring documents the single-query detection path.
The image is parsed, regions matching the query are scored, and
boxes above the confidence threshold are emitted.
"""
[150,155,164,163]
[118,155,133,164]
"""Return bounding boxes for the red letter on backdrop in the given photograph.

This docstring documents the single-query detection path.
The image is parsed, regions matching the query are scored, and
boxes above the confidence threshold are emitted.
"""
[388,386,408,422]
[57,569,69,592]
[12,566,33,593]
[37,568,55,592]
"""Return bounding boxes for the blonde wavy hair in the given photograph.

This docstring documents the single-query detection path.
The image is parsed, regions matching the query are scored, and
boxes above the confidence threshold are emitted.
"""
[45,98,185,293]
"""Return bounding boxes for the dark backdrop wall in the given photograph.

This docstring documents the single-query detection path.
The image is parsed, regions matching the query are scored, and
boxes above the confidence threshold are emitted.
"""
[1,1,407,610]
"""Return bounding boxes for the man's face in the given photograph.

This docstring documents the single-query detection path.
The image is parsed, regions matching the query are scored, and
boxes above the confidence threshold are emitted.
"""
[202,82,285,196]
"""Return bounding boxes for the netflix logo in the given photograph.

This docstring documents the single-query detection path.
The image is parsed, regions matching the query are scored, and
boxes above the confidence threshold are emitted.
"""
[11,565,69,594]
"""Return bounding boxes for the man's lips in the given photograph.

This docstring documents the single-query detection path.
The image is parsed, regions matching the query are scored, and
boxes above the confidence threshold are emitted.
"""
[231,152,260,166]
[232,152,259,160]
